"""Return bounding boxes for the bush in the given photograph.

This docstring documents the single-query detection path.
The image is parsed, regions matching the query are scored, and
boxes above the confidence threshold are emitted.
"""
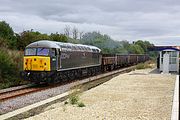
[0,49,16,79]
[0,49,25,89]
[7,49,23,71]
[0,37,8,48]
[136,63,145,69]
[69,95,79,105]
[67,94,86,107]
[77,102,85,107]
[0,49,16,88]
[136,62,153,70]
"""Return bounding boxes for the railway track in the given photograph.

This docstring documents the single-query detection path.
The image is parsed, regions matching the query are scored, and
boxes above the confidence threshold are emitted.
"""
[0,65,135,102]
[0,84,31,94]
[0,86,45,101]
[0,78,79,101]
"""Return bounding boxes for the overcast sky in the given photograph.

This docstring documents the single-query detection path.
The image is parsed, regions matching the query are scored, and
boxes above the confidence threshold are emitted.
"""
[0,0,180,45]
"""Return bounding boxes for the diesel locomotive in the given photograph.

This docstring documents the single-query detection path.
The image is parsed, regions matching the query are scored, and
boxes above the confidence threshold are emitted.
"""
[20,40,149,83]
[20,40,102,83]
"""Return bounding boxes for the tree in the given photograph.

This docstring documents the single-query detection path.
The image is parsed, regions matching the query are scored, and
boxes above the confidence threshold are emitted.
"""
[79,31,84,40]
[120,40,130,49]
[0,37,8,48]
[0,21,17,49]
[81,31,123,54]
[17,30,36,50]
[49,32,68,42]
[113,46,128,54]
[135,40,153,53]
[128,44,144,54]
[72,27,78,40]
[17,30,68,50]
[17,30,50,50]
[36,33,49,40]
[64,25,71,37]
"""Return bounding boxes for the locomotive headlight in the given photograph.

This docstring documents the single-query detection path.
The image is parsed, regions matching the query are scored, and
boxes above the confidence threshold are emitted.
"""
[27,72,30,76]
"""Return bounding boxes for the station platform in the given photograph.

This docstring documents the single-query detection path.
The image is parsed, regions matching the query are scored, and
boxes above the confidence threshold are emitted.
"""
[24,68,177,120]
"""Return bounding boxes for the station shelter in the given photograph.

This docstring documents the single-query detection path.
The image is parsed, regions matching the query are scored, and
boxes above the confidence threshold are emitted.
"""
[157,47,179,73]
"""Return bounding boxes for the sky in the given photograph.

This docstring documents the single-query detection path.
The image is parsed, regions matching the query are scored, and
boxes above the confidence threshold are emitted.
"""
[0,0,180,46]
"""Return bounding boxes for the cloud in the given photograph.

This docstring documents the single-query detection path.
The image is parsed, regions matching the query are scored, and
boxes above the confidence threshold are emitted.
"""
[0,0,180,45]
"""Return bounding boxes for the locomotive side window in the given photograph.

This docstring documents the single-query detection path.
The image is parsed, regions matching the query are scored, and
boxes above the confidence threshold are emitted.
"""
[25,48,36,56]
[37,48,49,56]
[51,48,56,56]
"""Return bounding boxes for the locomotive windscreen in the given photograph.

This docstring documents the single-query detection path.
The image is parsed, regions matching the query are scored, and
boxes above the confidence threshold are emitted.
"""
[25,48,49,56]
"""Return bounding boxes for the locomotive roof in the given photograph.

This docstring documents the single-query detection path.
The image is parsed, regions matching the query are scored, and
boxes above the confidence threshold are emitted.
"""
[26,40,101,53]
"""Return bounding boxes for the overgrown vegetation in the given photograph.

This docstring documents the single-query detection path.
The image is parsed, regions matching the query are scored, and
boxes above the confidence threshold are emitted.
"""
[136,61,154,70]
[0,48,25,89]
[68,94,85,107]
[77,102,86,107]
[0,20,157,89]
[64,86,86,107]
[69,94,79,105]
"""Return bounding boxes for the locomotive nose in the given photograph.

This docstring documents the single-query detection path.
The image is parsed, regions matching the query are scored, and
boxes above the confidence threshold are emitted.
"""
[24,56,50,71]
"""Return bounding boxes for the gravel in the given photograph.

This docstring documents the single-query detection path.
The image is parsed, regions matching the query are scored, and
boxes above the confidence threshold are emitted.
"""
[26,68,176,120]
[0,81,71,114]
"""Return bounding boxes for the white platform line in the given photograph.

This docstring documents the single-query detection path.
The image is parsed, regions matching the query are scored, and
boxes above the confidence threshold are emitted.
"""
[171,75,179,120]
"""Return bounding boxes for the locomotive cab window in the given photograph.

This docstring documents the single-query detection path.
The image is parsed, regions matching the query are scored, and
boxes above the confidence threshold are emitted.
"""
[37,48,49,56]
[25,48,49,56]
[25,48,36,56]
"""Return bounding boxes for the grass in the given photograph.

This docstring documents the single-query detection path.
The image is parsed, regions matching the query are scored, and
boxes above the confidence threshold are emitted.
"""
[69,95,79,105]
[65,85,86,107]
[77,102,85,107]
[67,94,86,107]
[136,63,146,69]
[136,61,155,70]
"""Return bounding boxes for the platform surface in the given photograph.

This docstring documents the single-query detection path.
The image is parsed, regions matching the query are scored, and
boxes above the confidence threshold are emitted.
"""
[25,68,177,120]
